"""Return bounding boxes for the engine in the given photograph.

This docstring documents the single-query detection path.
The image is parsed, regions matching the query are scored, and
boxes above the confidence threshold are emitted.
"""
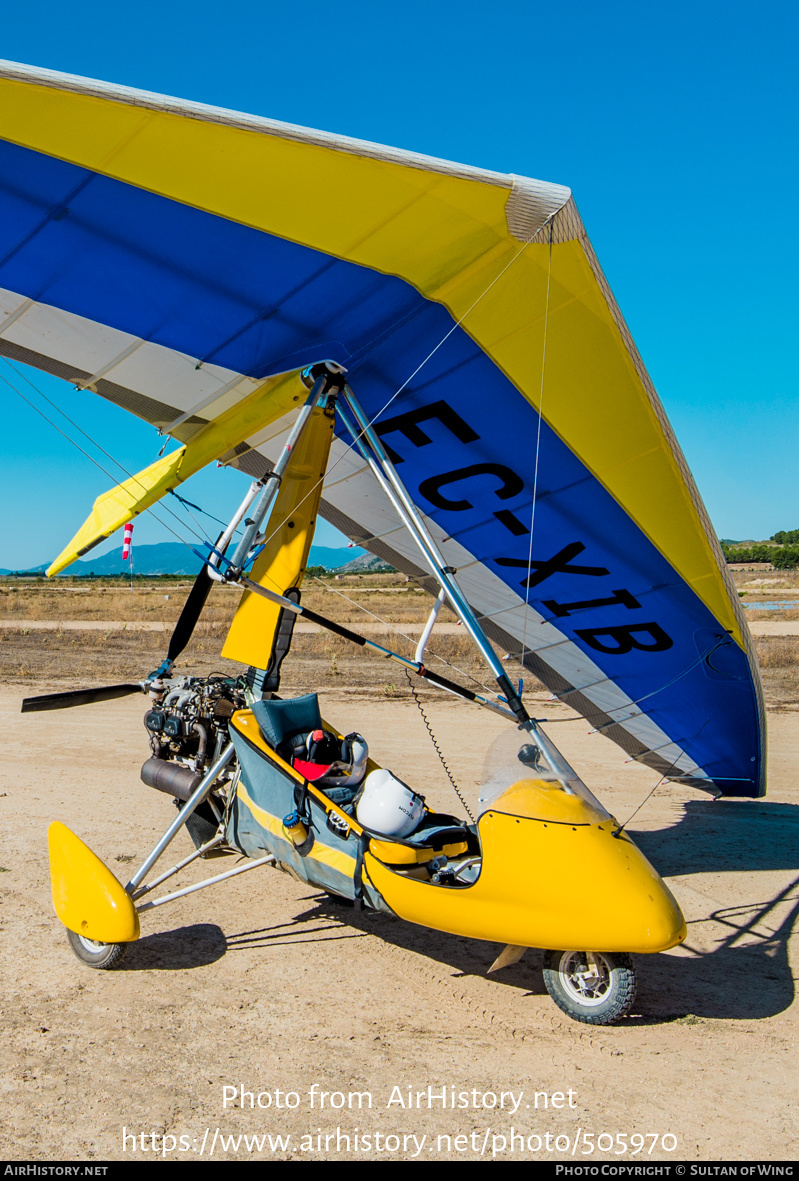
[140,674,247,847]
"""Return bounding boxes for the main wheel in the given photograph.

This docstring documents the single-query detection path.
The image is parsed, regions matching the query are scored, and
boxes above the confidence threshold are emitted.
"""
[542,950,637,1025]
[66,928,128,970]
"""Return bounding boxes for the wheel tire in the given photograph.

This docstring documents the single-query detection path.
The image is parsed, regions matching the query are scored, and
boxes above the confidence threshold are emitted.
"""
[66,927,128,970]
[542,949,637,1025]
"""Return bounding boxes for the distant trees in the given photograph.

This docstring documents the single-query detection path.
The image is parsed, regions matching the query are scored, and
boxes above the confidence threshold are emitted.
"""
[722,543,774,564]
[722,532,799,569]
[771,546,799,569]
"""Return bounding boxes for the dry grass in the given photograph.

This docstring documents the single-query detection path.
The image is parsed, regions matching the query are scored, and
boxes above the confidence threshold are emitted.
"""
[751,636,799,709]
[729,568,799,589]
[0,573,452,626]
[744,608,799,621]
[0,574,489,701]
[3,574,799,706]
[0,626,235,685]
[729,567,799,620]
[6,566,798,624]
[754,636,799,668]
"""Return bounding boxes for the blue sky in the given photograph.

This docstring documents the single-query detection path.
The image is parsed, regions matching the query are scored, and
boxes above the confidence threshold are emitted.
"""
[0,0,796,568]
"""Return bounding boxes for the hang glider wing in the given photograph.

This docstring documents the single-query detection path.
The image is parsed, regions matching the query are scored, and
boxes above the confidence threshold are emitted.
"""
[0,60,765,796]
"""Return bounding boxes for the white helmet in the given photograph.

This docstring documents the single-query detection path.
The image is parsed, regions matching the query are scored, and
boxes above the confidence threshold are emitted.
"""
[356,768,425,838]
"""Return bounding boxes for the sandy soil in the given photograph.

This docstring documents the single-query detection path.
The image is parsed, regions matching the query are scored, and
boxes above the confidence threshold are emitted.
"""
[747,621,799,637]
[1,676,797,1163]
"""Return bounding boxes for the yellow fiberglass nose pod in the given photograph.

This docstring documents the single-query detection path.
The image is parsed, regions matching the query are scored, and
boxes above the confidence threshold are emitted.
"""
[362,730,686,1024]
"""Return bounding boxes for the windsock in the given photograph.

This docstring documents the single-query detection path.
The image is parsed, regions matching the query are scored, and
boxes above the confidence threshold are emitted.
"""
[122,522,134,562]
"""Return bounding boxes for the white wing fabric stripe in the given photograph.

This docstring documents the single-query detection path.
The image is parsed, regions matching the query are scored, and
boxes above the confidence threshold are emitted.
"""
[0,286,262,432]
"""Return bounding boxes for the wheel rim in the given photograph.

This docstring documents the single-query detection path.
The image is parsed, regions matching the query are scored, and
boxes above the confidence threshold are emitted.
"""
[558,951,613,1007]
[77,933,107,953]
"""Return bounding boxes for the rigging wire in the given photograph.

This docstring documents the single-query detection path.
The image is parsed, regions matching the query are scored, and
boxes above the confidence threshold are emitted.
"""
[219,235,534,494]
[0,363,207,554]
[4,357,507,726]
[612,717,711,838]
[310,576,496,696]
[209,239,544,731]
[7,356,147,482]
[232,231,541,580]
[362,235,535,428]
[576,634,736,730]
[5,221,545,679]
[5,358,244,556]
[515,636,737,733]
[166,494,214,542]
[0,238,730,802]
[306,577,502,821]
[519,220,554,675]
[4,356,244,550]
[597,636,735,719]
[167,489,230,530]
[9,226,538,601]
[404,668,475,822]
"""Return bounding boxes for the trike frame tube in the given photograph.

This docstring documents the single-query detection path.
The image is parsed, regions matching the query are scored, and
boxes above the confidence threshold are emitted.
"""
[226,378,326,571]
[130,833,226,900]
[136,854,276,913]
[125,742,236,892]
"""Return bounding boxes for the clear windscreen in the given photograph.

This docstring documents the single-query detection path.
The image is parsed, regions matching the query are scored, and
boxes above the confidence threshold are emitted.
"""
[478,725,611,820]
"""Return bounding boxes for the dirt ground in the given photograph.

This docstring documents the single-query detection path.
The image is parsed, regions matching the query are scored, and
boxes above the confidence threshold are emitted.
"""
[1,579,798,1162]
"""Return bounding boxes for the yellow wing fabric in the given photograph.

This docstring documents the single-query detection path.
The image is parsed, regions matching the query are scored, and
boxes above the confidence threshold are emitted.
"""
[46,370,305,576]
[47,448,185,575]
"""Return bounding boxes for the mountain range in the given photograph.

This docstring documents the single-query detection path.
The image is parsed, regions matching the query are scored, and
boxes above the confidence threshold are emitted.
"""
[0,541,367,577]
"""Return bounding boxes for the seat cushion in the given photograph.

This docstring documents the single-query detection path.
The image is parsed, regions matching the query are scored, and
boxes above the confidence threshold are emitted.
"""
[251,693,322,749]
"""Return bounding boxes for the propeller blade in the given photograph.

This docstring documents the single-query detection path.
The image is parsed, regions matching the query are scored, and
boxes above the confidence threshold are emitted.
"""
[167,563,215,664]
[21,683,144,713]
[27,546,219,711]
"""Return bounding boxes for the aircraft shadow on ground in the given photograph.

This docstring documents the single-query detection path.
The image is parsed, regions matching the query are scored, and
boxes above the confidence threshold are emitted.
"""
[626,798,799,1021]
[632,799,799,877]
[221,798,799,1024]
[120,922,227,971]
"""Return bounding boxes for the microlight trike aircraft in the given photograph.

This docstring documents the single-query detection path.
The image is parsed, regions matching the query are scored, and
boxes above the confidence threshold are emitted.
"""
[2,61,764,1025]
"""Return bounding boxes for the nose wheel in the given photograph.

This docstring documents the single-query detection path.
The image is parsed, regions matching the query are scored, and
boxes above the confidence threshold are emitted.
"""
[66,927,128,969]
[542,950,637,1024]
